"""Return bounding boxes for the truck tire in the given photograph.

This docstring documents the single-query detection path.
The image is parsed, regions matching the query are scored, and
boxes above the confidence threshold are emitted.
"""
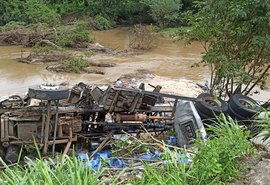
[227,104,246,121]
[195,93,228,117]
[5,145,20,163]
[228,94,261,118]
[196,110,216,125]
[28,85,70,100]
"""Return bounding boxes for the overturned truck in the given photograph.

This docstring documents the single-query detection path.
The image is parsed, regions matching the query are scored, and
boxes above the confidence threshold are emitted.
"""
[0,82,261,163]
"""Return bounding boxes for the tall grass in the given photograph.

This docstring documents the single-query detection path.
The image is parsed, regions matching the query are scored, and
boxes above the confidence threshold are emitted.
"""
[0,155,104,185]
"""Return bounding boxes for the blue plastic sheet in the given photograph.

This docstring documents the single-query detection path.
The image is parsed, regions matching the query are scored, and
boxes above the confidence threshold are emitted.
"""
[95,150,111,159]
[84,159,101,172]
[166,136,177,145]
[109,158,126,168]
[77,153,88,161]
[137,150,160,160]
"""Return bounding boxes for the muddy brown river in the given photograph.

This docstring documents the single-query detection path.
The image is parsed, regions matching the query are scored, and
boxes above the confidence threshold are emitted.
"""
[0,27,269,99]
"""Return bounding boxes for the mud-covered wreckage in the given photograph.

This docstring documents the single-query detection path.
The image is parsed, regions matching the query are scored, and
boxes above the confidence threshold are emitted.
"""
[0,82,263,163]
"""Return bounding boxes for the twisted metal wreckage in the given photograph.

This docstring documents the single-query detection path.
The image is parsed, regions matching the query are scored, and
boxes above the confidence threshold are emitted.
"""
[0,82,264,163]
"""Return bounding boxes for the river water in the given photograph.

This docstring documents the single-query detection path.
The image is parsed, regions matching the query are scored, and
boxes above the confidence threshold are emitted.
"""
[0,27,269,99]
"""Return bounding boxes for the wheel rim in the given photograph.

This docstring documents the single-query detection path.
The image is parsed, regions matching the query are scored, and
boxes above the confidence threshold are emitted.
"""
[40,85,60,90]
[239,98,257,109]
[204,97,221,108]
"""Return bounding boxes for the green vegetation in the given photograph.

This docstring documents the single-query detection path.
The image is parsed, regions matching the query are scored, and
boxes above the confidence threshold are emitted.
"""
[160,27,182,38]
[92,15,115,30]
[0,0,196,29]
[0,155,104,185]
[0,0,60,25]
[141,0,182,27]
[25,0,60,25]
[138,116,253,184]
[183,0,270,97]
[56,21,93,47]
[62,56,89,73]
[0,116,254,184]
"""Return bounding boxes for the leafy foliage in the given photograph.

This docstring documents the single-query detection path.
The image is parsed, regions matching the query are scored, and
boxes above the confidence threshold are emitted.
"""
[56,21,94,47]
[190,115,253,184]
[0,0,60,25]
[62,56,89,73]
[0,21,26,32]
[92,15,115,30]
[0,0,192,27]
[141,0,182,27]
[25,0,60,25]
[0,0,26,25]
[184,0,270,97]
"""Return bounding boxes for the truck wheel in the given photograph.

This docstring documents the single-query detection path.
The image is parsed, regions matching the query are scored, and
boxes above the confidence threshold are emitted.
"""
[196,109,216,125]
[228,104,246,121]
[228,94,261,118]
[195,93,228,117]
[5,145,20,163]
[28,85,69,100]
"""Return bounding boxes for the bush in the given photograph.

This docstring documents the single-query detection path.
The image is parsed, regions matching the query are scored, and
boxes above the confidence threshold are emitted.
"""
[190,116,253,184]
[0,0,26,26]
[128,24,157,50]
[57,21,94,47]
[0,21,26,32]
[141,0,182,27]
[25,0,60,25]
[62,56,89,73]
[92,15,114,30]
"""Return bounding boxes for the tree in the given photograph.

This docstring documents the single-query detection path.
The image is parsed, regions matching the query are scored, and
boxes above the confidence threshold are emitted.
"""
[25,0,60,24]
[185,0,270,97]
[0,0,26,25]
[141,0,182,27]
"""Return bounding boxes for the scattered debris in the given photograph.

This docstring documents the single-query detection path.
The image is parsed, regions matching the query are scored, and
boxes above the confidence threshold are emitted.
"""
[18,51,68,64]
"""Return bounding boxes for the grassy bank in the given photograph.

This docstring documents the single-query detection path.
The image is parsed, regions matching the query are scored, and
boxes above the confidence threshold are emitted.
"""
[0,116,254,185]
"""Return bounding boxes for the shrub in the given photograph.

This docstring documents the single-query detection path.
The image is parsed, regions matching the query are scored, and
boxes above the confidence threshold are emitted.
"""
[0,21,26,32]
[128,24,156,50]
[57,21,94,47]
[141,0,182,27]
[92,15,114,30]
[0,0,26,26]
[62,56,89,73]
[25,0,60,25]
[190,116,253,184]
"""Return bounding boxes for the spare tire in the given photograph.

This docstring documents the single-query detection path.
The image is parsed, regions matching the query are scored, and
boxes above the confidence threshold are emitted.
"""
[195,93,228,118]
[28,85,70,100]
[228,94,261,118]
